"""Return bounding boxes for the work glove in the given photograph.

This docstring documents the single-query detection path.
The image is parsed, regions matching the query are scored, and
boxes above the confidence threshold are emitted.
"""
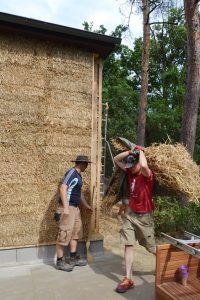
[128,145,144,155]
[134,145,145,151]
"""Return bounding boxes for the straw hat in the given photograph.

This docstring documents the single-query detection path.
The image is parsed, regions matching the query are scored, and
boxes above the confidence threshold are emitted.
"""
[71,155,92,163]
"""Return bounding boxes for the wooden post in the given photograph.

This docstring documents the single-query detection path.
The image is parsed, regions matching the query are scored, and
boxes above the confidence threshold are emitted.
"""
[90,54,103,239]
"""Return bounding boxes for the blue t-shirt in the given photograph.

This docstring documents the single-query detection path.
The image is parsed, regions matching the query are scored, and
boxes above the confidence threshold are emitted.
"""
[62,168,82,206]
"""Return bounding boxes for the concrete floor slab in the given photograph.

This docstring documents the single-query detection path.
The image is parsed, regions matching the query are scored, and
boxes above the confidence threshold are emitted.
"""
[0,253,156,300]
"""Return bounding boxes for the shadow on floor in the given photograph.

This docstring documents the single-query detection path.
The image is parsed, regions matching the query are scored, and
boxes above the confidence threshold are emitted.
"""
[88,248,156,300]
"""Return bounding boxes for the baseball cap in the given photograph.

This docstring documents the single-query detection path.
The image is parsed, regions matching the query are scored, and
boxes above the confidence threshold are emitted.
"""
[125,154,139,169]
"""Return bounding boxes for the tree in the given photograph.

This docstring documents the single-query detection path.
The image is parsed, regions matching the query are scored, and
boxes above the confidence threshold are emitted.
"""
[136,0,151,145]
[82,11,200,165]
[125,0,178,145]
[180,0,200,156]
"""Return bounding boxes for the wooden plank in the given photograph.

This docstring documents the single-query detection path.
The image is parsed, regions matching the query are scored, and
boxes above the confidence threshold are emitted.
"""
[159,268,179,277]
[159,261,200,272]
[187,277,200,291]
[157,244,172,251]
[157,243,200,252]
[158,268,200,281]
[157,282,200,300]
[191,283,200,294]
[159,249,200,261]
[156,244,162,285]
[156,285,176,300]
[161,282,200,300]
[158,266,200,283]
[159,250,196,259]
[90,56,104,236]
[95,58,103,233]
[90,55,98,235]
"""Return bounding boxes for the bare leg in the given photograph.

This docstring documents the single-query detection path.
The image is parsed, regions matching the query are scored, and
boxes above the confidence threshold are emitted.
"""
[56,244,64,258]
[124,245,134,280]
[69,239,78,253]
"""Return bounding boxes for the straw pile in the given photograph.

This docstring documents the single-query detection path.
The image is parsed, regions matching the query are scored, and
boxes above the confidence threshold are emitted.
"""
[0,33,93,248]
[103,138,200,209]
[145,143,200,201]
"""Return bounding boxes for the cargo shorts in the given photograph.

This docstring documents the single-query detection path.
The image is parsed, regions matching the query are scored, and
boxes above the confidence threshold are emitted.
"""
[56,206,83,246]
[120,208,156,253]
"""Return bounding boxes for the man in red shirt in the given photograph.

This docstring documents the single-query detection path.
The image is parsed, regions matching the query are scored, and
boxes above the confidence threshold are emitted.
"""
[114,145,156,293]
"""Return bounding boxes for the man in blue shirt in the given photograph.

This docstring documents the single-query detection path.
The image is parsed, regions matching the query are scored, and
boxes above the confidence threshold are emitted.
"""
[56,155,92,272]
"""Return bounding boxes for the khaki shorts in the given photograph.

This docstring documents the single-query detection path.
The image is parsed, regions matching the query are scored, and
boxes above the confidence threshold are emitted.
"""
[56,206,83,246]
[120,208,155,252]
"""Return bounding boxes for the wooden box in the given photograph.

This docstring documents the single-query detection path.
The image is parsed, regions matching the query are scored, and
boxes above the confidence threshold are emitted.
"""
[156,244,200,300]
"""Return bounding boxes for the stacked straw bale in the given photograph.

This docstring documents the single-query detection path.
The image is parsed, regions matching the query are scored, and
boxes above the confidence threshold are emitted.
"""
[103,138,200,209]
[0,33,93,248]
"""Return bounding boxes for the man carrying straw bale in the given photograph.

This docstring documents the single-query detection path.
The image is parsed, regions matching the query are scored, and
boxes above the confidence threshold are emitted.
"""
[114,145,156,293]
[109,137,200,204]
[55,155,93,272]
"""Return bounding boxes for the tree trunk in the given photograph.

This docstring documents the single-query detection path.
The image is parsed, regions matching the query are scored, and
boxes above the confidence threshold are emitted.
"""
[136,0,150,146]
[180,0,200,156]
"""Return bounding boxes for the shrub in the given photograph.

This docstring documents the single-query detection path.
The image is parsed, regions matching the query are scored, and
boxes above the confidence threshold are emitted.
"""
[153,196,200,237]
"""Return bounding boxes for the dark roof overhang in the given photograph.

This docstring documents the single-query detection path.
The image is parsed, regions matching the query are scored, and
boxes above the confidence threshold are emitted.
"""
[0,12,121,58]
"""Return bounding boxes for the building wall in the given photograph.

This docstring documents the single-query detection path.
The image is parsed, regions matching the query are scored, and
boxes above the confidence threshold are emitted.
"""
[0,32,100,248]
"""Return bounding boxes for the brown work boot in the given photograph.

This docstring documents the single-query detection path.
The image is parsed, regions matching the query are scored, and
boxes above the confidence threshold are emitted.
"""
[66,255,87,266]
[116,277,134,293]
[56,258,74,272]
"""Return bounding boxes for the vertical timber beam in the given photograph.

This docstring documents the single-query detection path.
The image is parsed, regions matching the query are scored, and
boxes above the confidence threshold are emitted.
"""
[90,54,103,243]
[96,58,103,234]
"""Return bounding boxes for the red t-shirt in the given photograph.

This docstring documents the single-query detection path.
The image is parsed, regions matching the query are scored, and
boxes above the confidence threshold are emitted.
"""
[126,169,154,213]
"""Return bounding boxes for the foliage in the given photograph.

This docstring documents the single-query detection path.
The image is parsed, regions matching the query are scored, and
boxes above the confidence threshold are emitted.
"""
[145,8,187,144]
[83,5,200,235]
[83,21,111,35]
[82,7,200,163]
[103,8,188,145]
[103,43,138,141]
[153,197,200,236]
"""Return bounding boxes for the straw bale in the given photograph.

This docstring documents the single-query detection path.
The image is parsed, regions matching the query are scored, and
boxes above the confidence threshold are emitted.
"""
[0,34,47,68]
[105,139,200,208]
[145,143,200,201]
[50,89,91,106]
[0,64,46,88]
[0,31,94,248]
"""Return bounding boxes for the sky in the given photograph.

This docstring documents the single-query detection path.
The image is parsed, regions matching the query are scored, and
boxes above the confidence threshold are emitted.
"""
[0,0,143,46]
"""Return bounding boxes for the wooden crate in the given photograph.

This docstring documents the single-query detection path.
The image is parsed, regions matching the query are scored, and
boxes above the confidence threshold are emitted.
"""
[156,244,200,300]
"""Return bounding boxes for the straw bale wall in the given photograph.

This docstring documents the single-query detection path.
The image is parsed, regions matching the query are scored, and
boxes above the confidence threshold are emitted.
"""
[0,32,99,248]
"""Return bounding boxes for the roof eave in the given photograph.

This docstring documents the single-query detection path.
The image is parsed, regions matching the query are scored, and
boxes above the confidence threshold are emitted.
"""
[0,12,121,58]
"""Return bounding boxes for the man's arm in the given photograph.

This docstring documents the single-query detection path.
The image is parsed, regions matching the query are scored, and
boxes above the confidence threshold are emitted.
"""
[114,150,130,172]
[139,150,151,178]
[81,192,93,211]
[60,183,70,215]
